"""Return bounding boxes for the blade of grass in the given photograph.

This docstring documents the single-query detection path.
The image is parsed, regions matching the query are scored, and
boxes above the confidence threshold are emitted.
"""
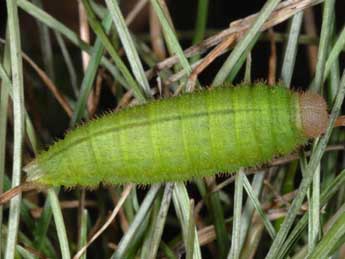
[17,0,89,52]
[209,189,229,259]
[278,169,345,258]
[4,1,25,258]
[239,172,264,249]
[33,188,58,253]
[150,0,192,77]
[266,69,345,259]
[306,205,345,258]
[0,30,11,259]
[81,0,148,103]
[16,245,36,259]
[241,172,276,239]
[0,47,40,154]
[31,0,55,82]
[278,13,303,234]
[54,32,79,98]
[186,200,196,259]
[77,209,88,259]
[0,36,51,257]
[280,11,303,85]
[195,179,229,259]
[228,171,244,259]
[308,163,321,253]
[104,0,151,96]
[191,0,209,63]
[70,10,114,125]
[307,0,335,252]
[213,0,282,85]
[140,193,161,259]
[323,25,345,83]
[48,189,71,259]
[75,185,133,259]
[225,33,260,83]
[172,183,202,259]
[110,184,161,259]
[243,53,252,83]
[146,183,174,259]
[192,0,209,45]
[310,0,335,92]
[16,0,120,86]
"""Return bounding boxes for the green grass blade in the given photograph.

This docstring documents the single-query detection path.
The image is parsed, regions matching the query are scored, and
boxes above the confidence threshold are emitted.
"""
[209,190,229,258]
[54,32,79,97]
[226,33,260,83]
[150,0,192,77]
[213,0,282,85]
[310,0,335,92]
[280,12,303,85]
[16,245,37,259]
[78,209,88,259]
[16,0,118,81]
[308,164,321,253]
[186,200,196,259]
[192,0,209,45]
[82,0,148,103]
[278,169,345,258]
[243,53,252,83]
[70,10,114,125]
[306,206,345,258]
[31,0,55,81]
[104,0,151,96]
[48,189,71,259]
[4,0,25,258]
[241,172,276,239]
[146,183,174,259]
[140,195,161,259]
[17,0,89,51]
[227,171,244,259]
[0,31,11,259]
[239,172,264,250]
[33,189,56,252]
[266,69,345,259]
[172,183,202,259]
[191,0,209,62]
[111,185,161,259]
[307,1,335,252]
[324,25,345,82]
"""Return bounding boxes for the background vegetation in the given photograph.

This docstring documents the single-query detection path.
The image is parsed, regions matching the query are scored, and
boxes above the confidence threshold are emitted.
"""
[0,0,345,258]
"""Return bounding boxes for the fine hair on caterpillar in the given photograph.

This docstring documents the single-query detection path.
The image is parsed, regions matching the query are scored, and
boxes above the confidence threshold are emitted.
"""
[1,83,345,204]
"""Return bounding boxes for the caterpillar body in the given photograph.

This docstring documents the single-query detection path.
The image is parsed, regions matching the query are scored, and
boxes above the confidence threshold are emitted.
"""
[24,84,329,187]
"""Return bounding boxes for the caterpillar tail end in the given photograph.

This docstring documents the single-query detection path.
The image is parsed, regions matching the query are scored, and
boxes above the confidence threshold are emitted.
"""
[23,160,43,182]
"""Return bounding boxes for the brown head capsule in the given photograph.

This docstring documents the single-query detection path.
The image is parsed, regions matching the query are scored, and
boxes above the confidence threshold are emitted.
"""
[299,91,329,138]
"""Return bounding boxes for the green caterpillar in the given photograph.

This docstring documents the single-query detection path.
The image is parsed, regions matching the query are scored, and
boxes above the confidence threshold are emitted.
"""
[24,83,329,187]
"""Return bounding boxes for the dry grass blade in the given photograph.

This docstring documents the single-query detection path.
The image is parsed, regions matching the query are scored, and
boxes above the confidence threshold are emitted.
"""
[146,0,323,77]
[73,184,133,259]
[187,34,237,90]
[22,53,73,117]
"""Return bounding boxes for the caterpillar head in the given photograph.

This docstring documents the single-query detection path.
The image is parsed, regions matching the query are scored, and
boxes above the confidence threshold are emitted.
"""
[299,91,329,138]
